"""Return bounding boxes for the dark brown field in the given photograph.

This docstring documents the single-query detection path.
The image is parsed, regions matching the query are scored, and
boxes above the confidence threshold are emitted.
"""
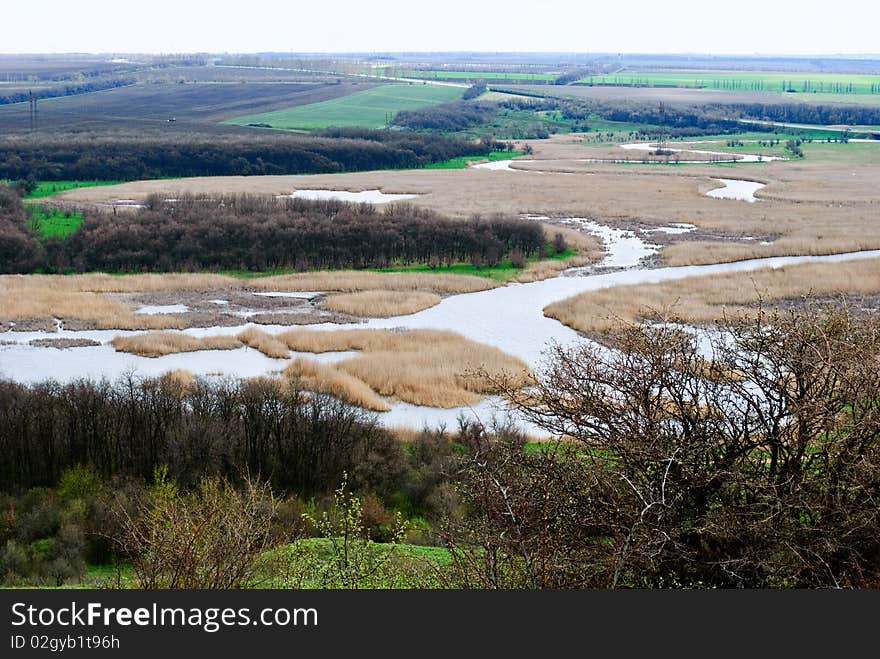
[0,81,372,132]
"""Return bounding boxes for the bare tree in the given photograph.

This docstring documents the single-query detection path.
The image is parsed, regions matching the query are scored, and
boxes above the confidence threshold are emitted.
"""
[112,469,279,589]
[449,305,880,588]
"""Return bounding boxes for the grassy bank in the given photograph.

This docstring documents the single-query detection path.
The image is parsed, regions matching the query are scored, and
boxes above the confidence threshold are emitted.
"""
[425,150,525,169]
[25,180,123,199]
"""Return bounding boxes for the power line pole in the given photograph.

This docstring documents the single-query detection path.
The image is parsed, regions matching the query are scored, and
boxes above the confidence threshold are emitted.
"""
[28,91,37,131]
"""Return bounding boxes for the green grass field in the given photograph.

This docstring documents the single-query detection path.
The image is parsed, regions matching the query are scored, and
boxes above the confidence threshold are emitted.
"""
[578,70,880,95]
[226,83,464,130]
[400,70,556,82]
[425,150,525,169]
[28,206,84,239]
[25,180,122,199]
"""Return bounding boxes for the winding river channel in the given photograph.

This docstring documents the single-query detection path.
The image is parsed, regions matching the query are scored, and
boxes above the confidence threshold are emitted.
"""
[2,203,878,430]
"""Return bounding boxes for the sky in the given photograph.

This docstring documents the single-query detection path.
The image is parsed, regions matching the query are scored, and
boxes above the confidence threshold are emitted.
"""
[3,0,879,55]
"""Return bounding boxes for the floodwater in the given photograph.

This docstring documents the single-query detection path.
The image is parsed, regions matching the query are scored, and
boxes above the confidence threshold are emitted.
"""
[620,142,785,163]
[706,178,766,202]
[282,189,420,204]
[2,220,879,431]
[135,304,190,315]
[471,159,536,171]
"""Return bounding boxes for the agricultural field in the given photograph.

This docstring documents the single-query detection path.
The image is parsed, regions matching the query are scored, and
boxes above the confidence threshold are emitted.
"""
[400,69,556,82]
[0,80,369,132]
[515,82,792,106]
[578,70,880,94]
[225,83,464,130]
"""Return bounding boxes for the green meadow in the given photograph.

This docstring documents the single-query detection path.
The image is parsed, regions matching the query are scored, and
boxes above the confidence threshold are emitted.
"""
[28,206,84,239]
[226,83,463,130]
[579,70,880,94]
[424,150,525,169]
[401,70,556,81]
[25,180,123,199]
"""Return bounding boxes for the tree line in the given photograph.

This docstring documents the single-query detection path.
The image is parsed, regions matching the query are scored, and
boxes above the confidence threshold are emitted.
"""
[0,376,401,498]
[0,77,136,106]
[0,128,484,181]
[393,101,497,132]
[0,191,546,273]
[726,102,880,128]
[0,185,43,272]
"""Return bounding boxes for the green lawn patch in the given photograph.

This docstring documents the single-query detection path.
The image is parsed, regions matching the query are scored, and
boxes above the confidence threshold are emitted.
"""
[578,70,880,95]
[225,83,463,130]
[25,180,122,199]
[28,206,84,239]
[425,150,525,169]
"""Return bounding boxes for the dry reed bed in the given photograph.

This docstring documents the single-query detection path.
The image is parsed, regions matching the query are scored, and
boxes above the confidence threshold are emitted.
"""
[320,290,442,317]
[237,327,292,359]
[110,332,242,358]
[250,271,497,294]
[283,358,390,412]
[0,270,500,330]
[544,258,880,334]
[110,327,532,409]
[278,328,532,408]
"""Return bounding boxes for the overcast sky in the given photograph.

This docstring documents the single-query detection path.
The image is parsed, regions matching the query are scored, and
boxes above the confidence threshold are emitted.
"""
[4,0,879,55]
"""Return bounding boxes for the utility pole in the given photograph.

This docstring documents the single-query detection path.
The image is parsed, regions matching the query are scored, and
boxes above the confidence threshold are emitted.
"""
[28,91,37,131]
[657,101,666,154]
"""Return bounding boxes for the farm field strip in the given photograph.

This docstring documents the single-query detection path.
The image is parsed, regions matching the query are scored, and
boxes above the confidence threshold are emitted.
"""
[398,69,557,81]
[578,70,880,94]
[225,83,463,130]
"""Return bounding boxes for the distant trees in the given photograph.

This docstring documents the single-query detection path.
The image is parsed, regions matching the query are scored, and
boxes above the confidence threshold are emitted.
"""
[0,129,480,181]
[727,102,880,127]
[393,101,497,132]
[0,77,136,106]
[31,195,543,274]
[553,68,594,85]
[785,139,804,157]
[462,80,488,100]
[0,185,44,273]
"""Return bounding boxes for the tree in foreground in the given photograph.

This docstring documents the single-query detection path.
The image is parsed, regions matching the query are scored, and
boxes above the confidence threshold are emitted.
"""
[445,305,880,588]
[112,468,279,589]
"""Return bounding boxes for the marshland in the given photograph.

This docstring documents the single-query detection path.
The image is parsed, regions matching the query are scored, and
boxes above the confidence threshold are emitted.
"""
[2,50,880,590]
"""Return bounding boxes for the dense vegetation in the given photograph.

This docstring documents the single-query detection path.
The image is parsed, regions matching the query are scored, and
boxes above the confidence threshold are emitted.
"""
[1,306,878,588]
[0,128,483,181]
[728,102,880,126]
[0,185,43,272]
[602,104,762,136]
[0,376,400,496]
[0,190,545,273]
[0,76,136,105]
[393,101,497,132]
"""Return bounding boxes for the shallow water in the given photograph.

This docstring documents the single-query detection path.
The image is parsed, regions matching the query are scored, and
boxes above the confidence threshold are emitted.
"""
[471,159,537,171]
[620,142,785,163]
[3,221,879,430]
[135,304,190,315]
[283,189,419,204]
[706,178,765,202]
[253,291,322,300]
